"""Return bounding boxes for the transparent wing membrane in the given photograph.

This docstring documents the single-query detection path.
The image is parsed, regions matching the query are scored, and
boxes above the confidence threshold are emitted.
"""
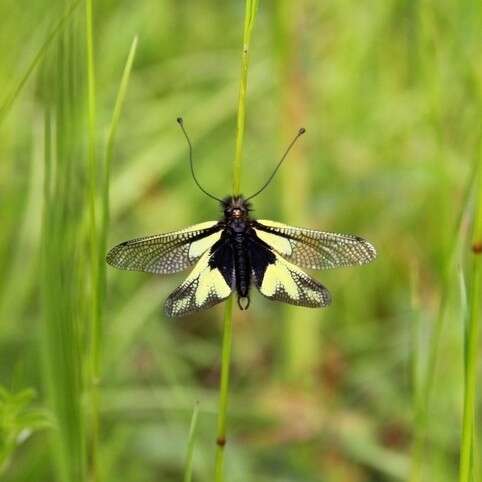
[253,220,376,270]
[106,221,222,275]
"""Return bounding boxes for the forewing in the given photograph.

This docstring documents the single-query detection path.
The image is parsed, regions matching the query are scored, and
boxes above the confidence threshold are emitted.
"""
[253,220,376,270]
[164,239,234,317]
[106,221,223,275]
[249,237,331,308]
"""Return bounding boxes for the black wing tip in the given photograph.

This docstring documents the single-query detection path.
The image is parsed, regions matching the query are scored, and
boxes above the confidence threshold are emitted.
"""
[351,235,377,263]
[105,244,123,266]
[105,239,136,266]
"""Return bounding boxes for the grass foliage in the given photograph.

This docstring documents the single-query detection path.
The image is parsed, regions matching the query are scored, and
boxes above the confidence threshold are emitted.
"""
[0,1,480,482]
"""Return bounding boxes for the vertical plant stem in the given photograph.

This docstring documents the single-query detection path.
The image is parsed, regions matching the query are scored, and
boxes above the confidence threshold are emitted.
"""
[85,0,100,481]
[215,2,258,481]
[215,298,234,482]
[232,0,259,196]
[459,138,482,482]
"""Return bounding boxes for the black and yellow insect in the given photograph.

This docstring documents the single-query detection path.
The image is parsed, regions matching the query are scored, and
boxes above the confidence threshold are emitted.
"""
[107,119,376,317]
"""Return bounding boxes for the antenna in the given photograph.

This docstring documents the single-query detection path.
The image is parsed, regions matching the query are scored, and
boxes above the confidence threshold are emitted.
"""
[245,128,306,201]
[177,118,222,202]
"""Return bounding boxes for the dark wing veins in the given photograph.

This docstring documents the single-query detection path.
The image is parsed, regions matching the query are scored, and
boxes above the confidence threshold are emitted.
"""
[252,220,376,270]
[106,221,224,274]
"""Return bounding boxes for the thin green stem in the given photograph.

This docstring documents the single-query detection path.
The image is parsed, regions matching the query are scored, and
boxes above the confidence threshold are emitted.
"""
[215,3,258,480]
[215,297,233,482]
[459,137,482,482]
[232,0,259,195]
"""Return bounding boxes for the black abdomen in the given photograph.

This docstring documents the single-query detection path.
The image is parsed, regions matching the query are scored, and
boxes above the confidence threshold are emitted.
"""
[232,234,250,305]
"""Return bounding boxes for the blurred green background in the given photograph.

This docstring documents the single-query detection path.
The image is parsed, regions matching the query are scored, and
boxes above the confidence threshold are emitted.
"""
[0,1,480,481]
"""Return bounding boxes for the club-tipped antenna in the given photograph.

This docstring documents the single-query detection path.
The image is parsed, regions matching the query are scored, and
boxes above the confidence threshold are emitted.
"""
[177,117,222,203]
[245,127,306,201]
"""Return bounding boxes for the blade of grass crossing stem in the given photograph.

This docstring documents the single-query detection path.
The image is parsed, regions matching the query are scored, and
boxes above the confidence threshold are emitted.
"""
[0,0,81,125]
[98,36,138,317]
[215,2,258,481]
[410,160,477,482]
[87,34,138,482]
[183,402,200,482]
[459,137,482,482]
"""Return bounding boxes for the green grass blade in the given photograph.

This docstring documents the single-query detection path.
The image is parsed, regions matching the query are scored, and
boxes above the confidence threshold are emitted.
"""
[183,402,200,482]
[84,1,101,480]
[410,154,479,482]
[459,136,482,482]
[99,34,138,299]
[85,0,99,378]
[0,0,81,125]
[41,30,86,482]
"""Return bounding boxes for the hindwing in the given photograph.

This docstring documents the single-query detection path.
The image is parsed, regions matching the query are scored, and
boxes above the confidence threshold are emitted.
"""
[253,220,376,270]
[164,238,234,317]
[248,236,331,308]
[106,221,223,275]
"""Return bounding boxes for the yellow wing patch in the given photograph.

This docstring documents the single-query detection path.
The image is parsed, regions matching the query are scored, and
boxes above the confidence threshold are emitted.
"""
[253,228,292,256]
[255,253,331,307]
[262,262,299,300]
[165,249,232,317]
[188,230,222,260]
